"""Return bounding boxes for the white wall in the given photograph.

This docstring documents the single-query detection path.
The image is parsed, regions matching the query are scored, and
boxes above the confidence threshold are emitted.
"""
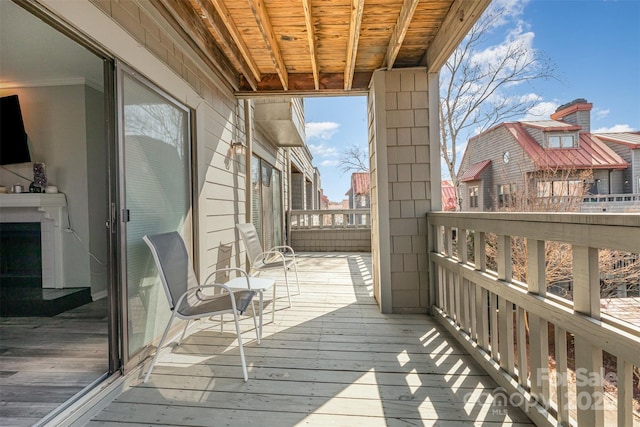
[0,84,101,291]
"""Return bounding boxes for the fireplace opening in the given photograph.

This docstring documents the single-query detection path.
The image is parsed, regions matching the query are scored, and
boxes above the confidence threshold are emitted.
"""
[0,222,42,288]
[0,222,91,316]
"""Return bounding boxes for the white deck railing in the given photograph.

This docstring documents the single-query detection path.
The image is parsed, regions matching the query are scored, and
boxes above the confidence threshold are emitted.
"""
[290,209,370,229]
[427,212,640,427]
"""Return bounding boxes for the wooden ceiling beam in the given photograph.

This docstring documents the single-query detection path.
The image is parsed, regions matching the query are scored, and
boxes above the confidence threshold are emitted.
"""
[384,0,420,70]
[190,0,258,90]
[246,0,289,91]
[208,0,262,87]
[301,0,319,90]
[422,0,491,72]
[154,0,239,91]
[344,0,365,91]
[238,72,371,94]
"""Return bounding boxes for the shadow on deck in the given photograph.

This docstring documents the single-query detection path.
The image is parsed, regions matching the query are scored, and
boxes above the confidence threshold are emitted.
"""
[88,253,533,426]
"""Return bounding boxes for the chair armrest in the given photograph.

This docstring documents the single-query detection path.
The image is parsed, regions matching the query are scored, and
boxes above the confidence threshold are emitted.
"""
[174,268,253,312]
[173,282,236,312]
[269,245,296,258]
[252,250,287,266]
[203,267,252,290]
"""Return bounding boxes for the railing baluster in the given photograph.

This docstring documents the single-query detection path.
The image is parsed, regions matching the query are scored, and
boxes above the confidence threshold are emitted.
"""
[490,292,498,361]
[527,238,549,407]
[498,296,514,373]
[572,245,604,427]
[474,230,487,349]
[555,325,570,426]
[496,235,512,366]
[617,358,633,427]
[516,306,527,388]
[459,229,469,332]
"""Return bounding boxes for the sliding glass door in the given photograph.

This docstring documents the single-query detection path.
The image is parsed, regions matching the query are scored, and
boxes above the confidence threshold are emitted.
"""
[251,155,283,249]
[117,65,192,367]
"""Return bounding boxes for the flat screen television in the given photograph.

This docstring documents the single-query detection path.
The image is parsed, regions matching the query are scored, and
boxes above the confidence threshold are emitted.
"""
[0,95,31,165]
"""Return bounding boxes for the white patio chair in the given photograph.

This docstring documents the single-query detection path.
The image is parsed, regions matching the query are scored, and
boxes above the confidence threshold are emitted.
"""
[142,231,259,382]
[236,223,300,308]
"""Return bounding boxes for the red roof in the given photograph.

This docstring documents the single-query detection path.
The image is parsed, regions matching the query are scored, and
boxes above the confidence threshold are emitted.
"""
[441,180,457,211]
[460,160,491,182]
[346,172,370,195]
[504,123,628,170]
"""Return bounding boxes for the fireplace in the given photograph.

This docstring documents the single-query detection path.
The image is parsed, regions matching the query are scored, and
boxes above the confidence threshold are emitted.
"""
[0,193,66,288]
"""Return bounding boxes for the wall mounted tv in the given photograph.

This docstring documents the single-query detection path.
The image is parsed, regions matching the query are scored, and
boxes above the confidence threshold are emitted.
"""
[0,94,31,165]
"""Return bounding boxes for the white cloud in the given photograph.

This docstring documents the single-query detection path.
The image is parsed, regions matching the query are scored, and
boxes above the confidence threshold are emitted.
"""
[593,108,610,120]
[520,101,558,121]
[321,159,340,167]
[309,143,338,158]
[592,124,635,133]
[306,121,340,140]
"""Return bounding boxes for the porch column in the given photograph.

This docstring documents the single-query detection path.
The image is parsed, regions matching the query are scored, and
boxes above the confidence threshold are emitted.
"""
[368,68,441,314]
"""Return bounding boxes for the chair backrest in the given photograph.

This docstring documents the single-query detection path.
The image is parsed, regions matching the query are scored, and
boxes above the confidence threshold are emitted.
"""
[236,223,264,267]
[143,231,198,310]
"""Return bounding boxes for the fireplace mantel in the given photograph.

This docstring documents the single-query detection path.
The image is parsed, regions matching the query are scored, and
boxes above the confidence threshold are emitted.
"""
[0,193,67,288]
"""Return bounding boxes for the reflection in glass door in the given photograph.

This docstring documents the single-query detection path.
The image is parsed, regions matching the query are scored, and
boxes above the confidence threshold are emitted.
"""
[251,155,283,248]
[117,66,192,366]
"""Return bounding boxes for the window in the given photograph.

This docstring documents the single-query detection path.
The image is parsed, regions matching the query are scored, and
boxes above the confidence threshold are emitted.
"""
[498,184,515,207]
[547,134,576,148]
[469,186,479,208]
[538,180,583,197]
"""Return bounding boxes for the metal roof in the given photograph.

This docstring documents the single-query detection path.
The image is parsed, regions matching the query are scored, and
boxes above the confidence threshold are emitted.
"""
[593,132,640,147]
[504,123,628,170]
[441,180,457,211]
[460,159,491,182]
[346,172,370,195]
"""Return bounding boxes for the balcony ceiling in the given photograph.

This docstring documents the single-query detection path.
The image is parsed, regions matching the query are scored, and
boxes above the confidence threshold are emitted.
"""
[155,0,490,96]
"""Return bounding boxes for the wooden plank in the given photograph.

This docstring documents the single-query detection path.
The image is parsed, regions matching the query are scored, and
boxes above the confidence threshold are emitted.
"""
[489,292,498,361]
[516,306,527,388]
[190,0,259,89]
[344,0,365,90]
[385,0,420,69]
[246,0,289,90]
[528,313,550,408]
[574,336,604,427]
[301,0,319,90]
[498,296,514,373]
[555,326,569,426]
[423,0,491,71]
[208,0,261,83]
[617,358,633,427]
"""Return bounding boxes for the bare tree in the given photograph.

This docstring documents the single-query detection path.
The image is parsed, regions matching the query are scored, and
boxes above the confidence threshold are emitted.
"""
[440,3,556,209]
[338,144,369,174]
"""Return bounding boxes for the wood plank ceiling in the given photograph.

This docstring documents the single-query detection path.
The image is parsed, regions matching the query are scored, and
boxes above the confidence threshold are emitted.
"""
[155,0,490,95]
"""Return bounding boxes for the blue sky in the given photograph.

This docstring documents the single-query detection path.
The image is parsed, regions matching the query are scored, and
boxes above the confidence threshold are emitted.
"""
[305,0,640,202]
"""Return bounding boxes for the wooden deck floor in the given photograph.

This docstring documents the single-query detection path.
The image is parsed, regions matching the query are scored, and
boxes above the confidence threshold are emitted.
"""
[88,253,534,426]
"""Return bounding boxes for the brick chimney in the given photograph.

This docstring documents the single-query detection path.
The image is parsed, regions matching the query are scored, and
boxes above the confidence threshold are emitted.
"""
[550,98,592,132]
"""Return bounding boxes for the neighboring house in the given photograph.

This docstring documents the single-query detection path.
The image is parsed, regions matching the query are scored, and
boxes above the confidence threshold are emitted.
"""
[457,99,635,211]
[346,172,371,210]
[594,132,640,193]
[441,180,457,211]
[346,172,370,225]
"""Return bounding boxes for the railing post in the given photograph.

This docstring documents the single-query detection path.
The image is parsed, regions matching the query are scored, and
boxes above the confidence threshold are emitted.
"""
[572,245,604,427]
